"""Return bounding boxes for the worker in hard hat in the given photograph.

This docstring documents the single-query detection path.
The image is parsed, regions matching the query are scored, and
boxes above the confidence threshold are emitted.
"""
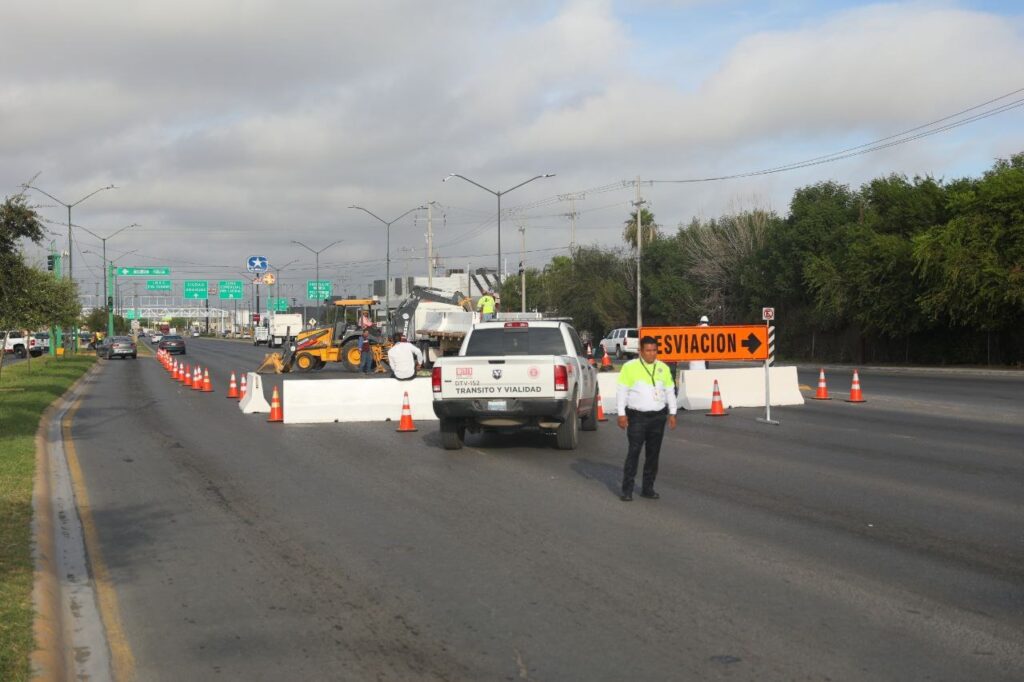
[689,315,710,370]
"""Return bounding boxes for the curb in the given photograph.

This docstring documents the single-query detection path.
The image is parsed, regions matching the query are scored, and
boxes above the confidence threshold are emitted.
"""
[30,362,100,681]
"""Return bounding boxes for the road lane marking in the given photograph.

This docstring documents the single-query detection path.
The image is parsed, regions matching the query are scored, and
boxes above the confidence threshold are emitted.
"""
[62,398,137,682]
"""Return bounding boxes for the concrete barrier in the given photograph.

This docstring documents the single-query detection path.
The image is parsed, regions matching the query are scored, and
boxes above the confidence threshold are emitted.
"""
[283,378,439,424]
[239,372,271,414]
[597,373,621,414]
[676,366,804,411]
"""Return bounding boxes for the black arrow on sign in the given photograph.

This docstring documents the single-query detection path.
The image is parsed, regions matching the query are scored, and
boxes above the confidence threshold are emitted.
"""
[741,333,761,355]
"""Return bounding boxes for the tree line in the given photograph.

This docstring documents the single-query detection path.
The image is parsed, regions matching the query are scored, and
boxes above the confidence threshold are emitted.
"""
[500,153,1024,365]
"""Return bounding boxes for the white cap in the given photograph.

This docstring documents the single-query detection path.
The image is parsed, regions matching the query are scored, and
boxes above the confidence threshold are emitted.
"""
[699,315,709,324]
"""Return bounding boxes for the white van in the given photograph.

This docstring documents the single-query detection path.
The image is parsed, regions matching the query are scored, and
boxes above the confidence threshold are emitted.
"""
[599,328,639,358]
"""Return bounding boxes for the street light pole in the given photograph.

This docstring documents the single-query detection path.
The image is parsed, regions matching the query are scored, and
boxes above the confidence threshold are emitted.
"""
[21,182,117,350]
[347,205,426,325]
[78,223,138,338]
[291,240,343,321]
[443,173,555,281]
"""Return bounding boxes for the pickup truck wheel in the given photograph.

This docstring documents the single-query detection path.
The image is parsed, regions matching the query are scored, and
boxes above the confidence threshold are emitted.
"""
[440,418,465,450]
[581,388,599,431]
[556,395,580,450]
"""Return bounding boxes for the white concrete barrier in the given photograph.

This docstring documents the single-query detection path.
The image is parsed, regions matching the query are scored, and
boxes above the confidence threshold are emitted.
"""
[597,373,621,414]
[239,372,271,414]
[282,378,439,424]
[676,366,804,411]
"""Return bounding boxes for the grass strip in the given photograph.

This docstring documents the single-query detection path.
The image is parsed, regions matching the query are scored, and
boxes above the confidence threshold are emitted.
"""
[0,355,95,682]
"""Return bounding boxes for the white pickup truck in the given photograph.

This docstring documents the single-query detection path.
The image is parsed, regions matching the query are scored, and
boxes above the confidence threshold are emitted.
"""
[431,320,599,450]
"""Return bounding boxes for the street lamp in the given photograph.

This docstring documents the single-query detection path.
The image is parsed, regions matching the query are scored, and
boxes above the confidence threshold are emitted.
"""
[291,240,343,320]
[347,205,426,323]
[270,258,299,313]
[78,223,139,338]
[21,182,117,350]
[443,173,555,280]
[85,249,137,326]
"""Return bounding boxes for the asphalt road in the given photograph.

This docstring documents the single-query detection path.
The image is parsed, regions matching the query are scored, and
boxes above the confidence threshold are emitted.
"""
[67,338,1024,680]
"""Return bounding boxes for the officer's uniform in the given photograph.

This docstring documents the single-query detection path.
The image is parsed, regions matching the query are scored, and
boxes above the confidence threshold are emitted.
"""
[616,357,677,497]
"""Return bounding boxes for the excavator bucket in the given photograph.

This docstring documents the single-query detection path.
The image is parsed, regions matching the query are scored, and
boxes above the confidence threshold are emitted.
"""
[256,352,289,374]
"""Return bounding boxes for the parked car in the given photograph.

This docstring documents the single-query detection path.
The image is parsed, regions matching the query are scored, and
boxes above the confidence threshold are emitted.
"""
[150,332,163,343]
[599,327,639,359]
[158,334,186,355]
[3,330,28,358]
[99,335,137,359]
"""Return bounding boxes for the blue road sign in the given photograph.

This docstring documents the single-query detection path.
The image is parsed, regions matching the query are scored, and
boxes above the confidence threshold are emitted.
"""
[247,255,269,273]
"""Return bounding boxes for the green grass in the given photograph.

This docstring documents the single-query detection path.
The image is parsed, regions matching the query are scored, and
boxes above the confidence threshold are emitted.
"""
[0,355,94,682]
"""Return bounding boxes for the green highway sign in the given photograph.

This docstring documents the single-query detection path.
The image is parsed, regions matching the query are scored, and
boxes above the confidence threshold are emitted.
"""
[268,297,289,312]
[218,280,244,300]
[116,267,171,276]
[146,279,172,291]
[125,309,137,320]
[183,280,209,300]
[307,280,332,300]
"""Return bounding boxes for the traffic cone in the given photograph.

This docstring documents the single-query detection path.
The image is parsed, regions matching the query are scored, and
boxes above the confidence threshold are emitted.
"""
[239,373,247,401]
[183,364,193,386]
[202,368,213,393]
[226,372,239,399]
[846,369,866,403]
[396,391,417,432]
[601,353,612,371]
[706,380,727,417]
[193,366,203,391]
[175,361,182,381]
[812,368,831,400]
[596,393,608,422]
[267,386,283,422]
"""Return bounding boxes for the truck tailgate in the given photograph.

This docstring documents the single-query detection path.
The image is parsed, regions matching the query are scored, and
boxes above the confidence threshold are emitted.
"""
[438,356,556,400]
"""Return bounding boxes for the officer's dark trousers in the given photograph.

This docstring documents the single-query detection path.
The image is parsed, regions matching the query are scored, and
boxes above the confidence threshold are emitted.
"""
[622,408,667,494]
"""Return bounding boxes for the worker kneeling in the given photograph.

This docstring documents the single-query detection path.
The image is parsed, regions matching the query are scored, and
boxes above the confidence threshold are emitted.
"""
[387,334,423,381]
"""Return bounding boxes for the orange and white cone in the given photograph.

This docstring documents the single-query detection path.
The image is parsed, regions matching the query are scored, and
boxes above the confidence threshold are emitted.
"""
[239,373,247,401]
[396,391,417,432]
[175,361,183,382]
[192,366,203,391]
[202,368,213,393]
[226,372,239,399]
[846,369,866,403]
[812,368,831,400]
[601,353,612,371]
[183,364,193,386]
[596,393,608,422]
[267,386,283,422]
[706,379,728,417]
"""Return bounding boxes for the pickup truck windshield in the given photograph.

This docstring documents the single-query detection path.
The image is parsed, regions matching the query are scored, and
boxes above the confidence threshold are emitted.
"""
[464,327,566,356]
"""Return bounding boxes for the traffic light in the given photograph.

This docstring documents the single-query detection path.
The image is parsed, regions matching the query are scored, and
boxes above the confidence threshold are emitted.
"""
[46,254,55,271]
[107,296,114,309]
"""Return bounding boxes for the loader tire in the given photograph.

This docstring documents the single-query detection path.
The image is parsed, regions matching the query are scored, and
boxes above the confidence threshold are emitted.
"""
[341,339,362,373]
[295,352,317,372]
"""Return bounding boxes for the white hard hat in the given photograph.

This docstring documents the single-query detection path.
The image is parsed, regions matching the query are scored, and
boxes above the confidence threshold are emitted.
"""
[699,315,709,324]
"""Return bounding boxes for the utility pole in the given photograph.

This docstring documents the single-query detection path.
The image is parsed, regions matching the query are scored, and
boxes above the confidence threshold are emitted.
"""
[427,202,434,287]
[634,176,645,330]
[569,195,577,252]
[519,222,527,312]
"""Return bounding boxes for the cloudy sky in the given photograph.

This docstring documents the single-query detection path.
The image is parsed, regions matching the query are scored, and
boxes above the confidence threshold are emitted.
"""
[3,0,1022,306]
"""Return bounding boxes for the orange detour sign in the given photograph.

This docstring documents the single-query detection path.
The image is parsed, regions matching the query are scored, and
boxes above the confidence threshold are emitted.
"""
[640,325,769,362]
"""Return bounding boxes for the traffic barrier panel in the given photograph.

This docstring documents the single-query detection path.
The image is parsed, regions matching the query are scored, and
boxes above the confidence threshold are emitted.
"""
[282,378,438,424]
[597,373,620,414]
[676,367,804,411]
[239,372,271,414]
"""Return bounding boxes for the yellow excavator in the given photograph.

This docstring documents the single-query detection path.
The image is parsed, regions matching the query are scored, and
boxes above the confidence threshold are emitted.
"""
[257,297,392,374]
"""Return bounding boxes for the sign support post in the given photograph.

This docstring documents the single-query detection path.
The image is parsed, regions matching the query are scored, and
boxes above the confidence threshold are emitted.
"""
[756,308,780,426]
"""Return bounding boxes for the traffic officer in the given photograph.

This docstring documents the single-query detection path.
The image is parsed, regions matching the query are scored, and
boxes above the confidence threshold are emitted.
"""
[616,336,677,501]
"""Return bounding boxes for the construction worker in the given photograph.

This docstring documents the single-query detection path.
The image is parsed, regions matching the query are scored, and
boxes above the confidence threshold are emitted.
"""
[358,329,374,375]
[357,309,373,331]
[387,334,423,381]
[477,290,496,321]
[689,315,711,370]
